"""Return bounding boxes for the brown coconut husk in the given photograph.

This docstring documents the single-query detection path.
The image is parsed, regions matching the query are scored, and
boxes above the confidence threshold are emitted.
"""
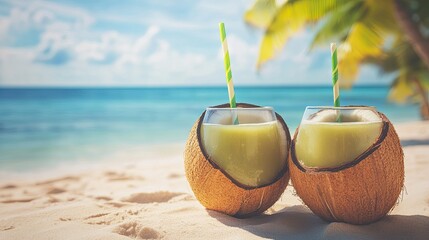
[289,112,404,225]
[184,103,291,217]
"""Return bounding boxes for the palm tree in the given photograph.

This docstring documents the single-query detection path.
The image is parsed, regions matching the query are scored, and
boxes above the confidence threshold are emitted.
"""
[244,0,429,119]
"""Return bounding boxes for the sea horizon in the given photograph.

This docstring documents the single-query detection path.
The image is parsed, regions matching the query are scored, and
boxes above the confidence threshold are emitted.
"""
[0,84,391,89]
[0,86,419,171]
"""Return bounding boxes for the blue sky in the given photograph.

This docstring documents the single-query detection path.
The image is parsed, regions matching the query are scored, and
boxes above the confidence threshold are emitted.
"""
[0,0,391,86]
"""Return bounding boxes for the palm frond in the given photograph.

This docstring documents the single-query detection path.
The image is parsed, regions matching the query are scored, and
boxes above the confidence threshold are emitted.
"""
[363,0,398,33]
[256,0,358,67]
[364,54,399,74]
[244,0,278,29]
[388,75,415,103]
[417,71,429,89]
[310,0,367,48]
[337,22,384,84]
[388,67,429,103]
[337,0,398,84]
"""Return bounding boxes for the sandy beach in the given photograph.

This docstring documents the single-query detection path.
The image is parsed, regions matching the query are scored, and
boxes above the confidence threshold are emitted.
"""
[1,121,429,240]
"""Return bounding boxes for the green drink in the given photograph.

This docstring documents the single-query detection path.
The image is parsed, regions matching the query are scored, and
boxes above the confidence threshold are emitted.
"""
[201,107,287,187]
[295,107,383,168]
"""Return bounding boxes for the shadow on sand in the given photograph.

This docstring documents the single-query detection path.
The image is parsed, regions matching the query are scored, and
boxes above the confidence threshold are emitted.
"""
[208,205,429,240]
[401,139,429,147]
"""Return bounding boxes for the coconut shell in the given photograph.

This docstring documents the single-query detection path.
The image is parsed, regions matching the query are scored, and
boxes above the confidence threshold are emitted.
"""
[184,103,291,217]
[289,113,404,225]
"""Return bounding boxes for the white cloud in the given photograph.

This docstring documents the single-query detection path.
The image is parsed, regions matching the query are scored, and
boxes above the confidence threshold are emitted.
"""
[226,34,259,71]
[150,45,207,73]
[134,26,159,52]
[75,31,127,64]
[0,0,253,86]
[0,0,381,87]
[0,46,33,60]
[0,4,217,86]
[73,26,162,67]
[32,8,55,27]
[195,1,248,16]
[114,26,160,67]
[34,29,74,64]
[0,0,309,87]
[97,11,207,31]
[0,0,93,45]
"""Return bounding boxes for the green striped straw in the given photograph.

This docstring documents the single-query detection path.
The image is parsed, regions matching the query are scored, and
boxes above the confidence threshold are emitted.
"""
[331,43,341,122]
[219,22,239,125]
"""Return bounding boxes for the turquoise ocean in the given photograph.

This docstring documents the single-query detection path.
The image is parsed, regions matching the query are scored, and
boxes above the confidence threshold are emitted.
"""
[0,86,418,171]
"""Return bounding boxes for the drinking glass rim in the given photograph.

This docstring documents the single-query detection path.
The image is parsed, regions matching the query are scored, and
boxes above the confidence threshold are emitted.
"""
[302,106,381,123]
[204,106,277,124]
[205,106,274,111]
[305,106,376,111]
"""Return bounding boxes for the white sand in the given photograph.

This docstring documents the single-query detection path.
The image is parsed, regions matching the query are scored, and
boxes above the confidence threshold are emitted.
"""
[0,122,429,239]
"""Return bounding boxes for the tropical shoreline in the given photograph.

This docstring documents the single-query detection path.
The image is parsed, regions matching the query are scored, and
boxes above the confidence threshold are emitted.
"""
[0,121,428,239]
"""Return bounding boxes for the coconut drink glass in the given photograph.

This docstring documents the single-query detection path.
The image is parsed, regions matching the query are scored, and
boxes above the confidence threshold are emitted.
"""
[289,106,404,224]
[186,24,291,217]
[184,103,291,217]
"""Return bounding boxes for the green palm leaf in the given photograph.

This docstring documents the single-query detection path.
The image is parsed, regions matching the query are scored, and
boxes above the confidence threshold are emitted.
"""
[388,75,415,103]
[257,0,352,68]
[336,0,398,83]
[310,0,366,48]
[244,0,277,29]
[246,0,429,118]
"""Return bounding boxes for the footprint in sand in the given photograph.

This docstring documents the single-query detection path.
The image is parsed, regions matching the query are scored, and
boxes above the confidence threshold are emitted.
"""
[83,213,113,225]
[104,201,131,208]
[104,171,144,182]
[113,221,161,239]
[121,191,185,204]
[169,194,195,202]
[0,184,17,189]
[35,176,80,186]
[0,193,12,198]
[0,226,14,231]
[84,213,110,220]
[95,196,113,201]
[168,173,183,179]
[46,187,66,195]
[1,197,35,204]
[46,197,60,203]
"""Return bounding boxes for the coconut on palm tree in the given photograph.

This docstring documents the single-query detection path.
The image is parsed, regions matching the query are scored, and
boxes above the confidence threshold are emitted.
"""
[244,0,429,119]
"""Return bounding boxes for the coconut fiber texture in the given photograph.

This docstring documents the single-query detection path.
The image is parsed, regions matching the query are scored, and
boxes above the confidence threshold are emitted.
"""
[184,103,291,217]
[289,113,404,225]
